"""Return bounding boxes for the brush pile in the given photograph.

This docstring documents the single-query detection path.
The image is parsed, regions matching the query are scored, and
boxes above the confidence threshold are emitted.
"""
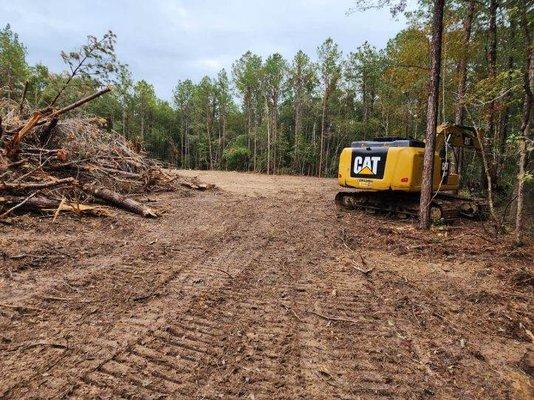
[0,87,208,222]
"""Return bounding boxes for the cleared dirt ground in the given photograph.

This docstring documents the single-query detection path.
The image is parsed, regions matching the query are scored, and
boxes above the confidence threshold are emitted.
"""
[1,170,532,399]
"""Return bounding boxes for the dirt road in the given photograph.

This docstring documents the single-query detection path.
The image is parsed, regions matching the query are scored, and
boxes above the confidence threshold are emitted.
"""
[1,170,532,399]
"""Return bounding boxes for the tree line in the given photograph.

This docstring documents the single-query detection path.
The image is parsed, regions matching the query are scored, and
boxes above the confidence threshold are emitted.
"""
[0,0,531,238]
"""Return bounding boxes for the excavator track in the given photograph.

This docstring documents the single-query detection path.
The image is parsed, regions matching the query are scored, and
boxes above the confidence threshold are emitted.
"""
[335,190,487,223]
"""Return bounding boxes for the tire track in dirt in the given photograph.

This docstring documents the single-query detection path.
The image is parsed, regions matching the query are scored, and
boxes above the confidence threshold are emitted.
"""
[1,171,530,399]
[60,198,285,398]
[292,272,426,399]
[70,199,313,399]
[69,244,280,397]
[0,195,271,398]
[244,202,431,399]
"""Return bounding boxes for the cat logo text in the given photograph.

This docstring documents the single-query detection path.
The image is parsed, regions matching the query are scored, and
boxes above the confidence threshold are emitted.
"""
[353,156,381,176]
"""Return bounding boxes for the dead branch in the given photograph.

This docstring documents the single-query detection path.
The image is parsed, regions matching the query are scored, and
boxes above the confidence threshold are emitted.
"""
[12,156,54,182]
[307,310,360,324]
[0,192,37,219]
[180,180,209,191]
[10,341,68,352]
[214,268,234,279]
[5,112,41,159]
[0,177,76,191]
[353,266,375,275]
[0,159,27,171]
[283,304,304,322]
[52,197,66,222]
[1,195,61,210]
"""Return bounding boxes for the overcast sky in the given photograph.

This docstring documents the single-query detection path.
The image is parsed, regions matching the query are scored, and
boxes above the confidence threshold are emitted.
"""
[1,0,410,99]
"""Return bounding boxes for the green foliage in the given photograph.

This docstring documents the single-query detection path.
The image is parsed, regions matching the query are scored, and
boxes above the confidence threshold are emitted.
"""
[0,0,530,203]
[0,24,29,99]
[60,30,119,86]
[317,38,342,93]
[223,146,251,171]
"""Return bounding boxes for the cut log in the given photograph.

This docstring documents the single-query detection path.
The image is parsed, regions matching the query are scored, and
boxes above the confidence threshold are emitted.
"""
[1,195,59,209]
[0,195,101,216]
[83,185,157,218]
[180,180,209,191]
[0,193,37,219]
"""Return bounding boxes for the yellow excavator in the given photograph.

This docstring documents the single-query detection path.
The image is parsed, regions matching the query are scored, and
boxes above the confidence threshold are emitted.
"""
[336,124,487,221]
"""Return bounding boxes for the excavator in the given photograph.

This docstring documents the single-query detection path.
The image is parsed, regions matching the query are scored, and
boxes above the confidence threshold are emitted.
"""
[336,123,487,222]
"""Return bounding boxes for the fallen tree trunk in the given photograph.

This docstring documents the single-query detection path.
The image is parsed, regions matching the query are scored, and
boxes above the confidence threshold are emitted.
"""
[48,87,112,120]
[83,185,157,218]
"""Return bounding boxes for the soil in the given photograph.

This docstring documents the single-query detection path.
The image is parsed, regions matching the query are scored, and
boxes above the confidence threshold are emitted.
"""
[1,170,532,399]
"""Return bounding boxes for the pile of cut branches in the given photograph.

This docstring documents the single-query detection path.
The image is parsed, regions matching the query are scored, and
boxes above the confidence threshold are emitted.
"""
[0,87,208,222]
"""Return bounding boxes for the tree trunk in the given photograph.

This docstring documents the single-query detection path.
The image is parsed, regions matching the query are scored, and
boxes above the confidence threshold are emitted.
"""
[419,0,446,229]
[325,134,331,177]
[498,18,516,177]
[362,71,369,130]
[455,0,475,126]
[267,101,271,174]
[207,104,213,170]
[181,115,186,169]
[452,0,475,177]
[245,90,252,171]
[185,125,190,169]
[516,0,533,244]
[140,112,145,142]
[486,0,498,186]
[311,120,317,175]
[474,124,498,220]
[318,91,327,177]
[207,125,212,170]
[122,108,127,138]
[0,177,76,192]
[221,115,226,166]
[272,95,278,174]
[293,100,302,169]
[253,124,257,173]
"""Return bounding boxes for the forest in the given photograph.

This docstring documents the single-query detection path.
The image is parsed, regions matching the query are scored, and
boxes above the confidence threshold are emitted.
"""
[0,0,532,226]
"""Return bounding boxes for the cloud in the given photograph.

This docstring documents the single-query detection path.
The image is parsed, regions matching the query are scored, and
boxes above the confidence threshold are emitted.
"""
[0,0,410,99]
